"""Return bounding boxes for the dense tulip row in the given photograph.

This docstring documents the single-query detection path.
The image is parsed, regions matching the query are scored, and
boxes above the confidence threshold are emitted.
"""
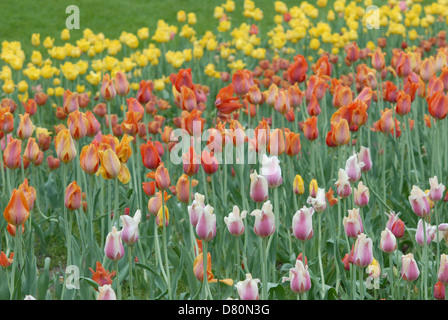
[1,0,448,300]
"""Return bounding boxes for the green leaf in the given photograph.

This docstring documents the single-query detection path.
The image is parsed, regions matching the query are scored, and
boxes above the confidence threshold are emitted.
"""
[79,276,99,291]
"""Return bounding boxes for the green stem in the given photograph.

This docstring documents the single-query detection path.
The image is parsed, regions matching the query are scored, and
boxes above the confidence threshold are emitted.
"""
[317,212,325,299]
[128,245,134,300]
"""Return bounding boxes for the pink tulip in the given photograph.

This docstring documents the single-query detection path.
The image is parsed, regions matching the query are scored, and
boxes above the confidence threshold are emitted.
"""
[429,176,445,202]
[120,209,141,245]
[104,227,125,262]
[408,185,431,218]
[307,187,327,213]
[292,206,314,242]
[352,233,373,268]
[224,205,247,237]
[335,169,352,198]
[345,153,365,183]
[357,146,372,172]
[343,208,363,239]
[250,201,276,238]
[97,284,117,300]
[354,181,370,207]
[380,228,397,253]
[438,254,448,284]
[283,259,311,294]
[196,204,216,242]
[235,273,260,300]
[415,219,436,246]
[260,154,282,188]
[249,170,269,203]
[187,193,205,227]
[401,253,420,282]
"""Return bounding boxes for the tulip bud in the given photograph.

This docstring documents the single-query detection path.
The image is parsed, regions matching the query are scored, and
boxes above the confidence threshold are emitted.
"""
[250,200,276,238]
[438,254,448,284]
[408,185,431,218]
[429,176,445,203]
[385,211,405,238]
[97,284,117,300]
[380,228,397,253]
[114,71,130,97]
[156,205,169,228]
[80,144,99,175]
[401,253,420,282]
[3,138,22,169]
[65,181,82,211]
[309,179,318,198]
[154,163,170,190]
[101,74,117,101]
[188,193,205,227]
[434,281,445,300]
[415,219,436,246]
[55,129,77,163]
[120,209,141,245]
[260,154,282,188]
[18,178,36,211]
[249,170,269,203]
[193,252,213,283]
[235,273,260,300]
[354,181,370,207]
[345,153,364,183]
[293,174,305,195]
[104,226,125,261]
[224,205,247,237]
[4,189,30,227]
[283,259,311,294]
[352,233,373,268]
[17,113,34,140]
[196,204,216,242]
[343,208,364,239]
[292,206,314,242]
[335,169,352,198]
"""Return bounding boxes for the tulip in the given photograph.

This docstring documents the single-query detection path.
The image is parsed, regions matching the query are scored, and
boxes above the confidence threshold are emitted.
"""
[287,54,308,84]
[89,261,116,287]
[284,129,301,156]
[429,176,445,202]
[120,209,141,245]
[193,252,213,283]
[104,226,125,261]
[357,146,372,172]
[201,150,219,175]
[326,119,350,147]
[3,138,22,169]
[101,74,117,101]
[214,84,242,114]
[232,69,253,96]
[97,284,117,300]
[23,138,40,165]
[401,253,420,282]
[0,108,14,134]
[175,174,198,203]
[250,200,276,238]
[147,191,171,216]
[345,153,365,183]
[0,252,14,268]
[438,254,448,284]
[427,91,448,120]
[249,170,269,203]
[64,181,82,211]
[67,110,89,140]
[352,233,373,268]
[63,90,79,114]
[354,181,370,207]
[156,204,169,228]
[334,169,352,198]
[343,208,363,239]
[260,154,282,188]
[282,259,311,294]
[415,219,436,246]
[196,204,216,242]
[114,71,130,97]
[292,206,314,241]
[171,68,194,93]
[97,149,121,180]
[224,205,247,237]
[268,128,285,156]
[55,129,77,164]
[434,281,445,300]
[188,193,205,227]
[17,113,34,140]
[80,144,99,175]
[151,163,170,190]
[300,116,319,141]
[307,187,327,213]
[235,273,261,300]
[385,212,405,238]
[182,146,201,176]
[18,178,36,211]
[408,185,431,218]
[380,228,397,253]
[4,189,30,227]
[293,174,305,195]
[141,139,161,170]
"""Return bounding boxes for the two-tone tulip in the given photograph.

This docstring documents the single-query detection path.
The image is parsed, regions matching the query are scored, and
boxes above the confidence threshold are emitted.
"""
[292,206,314,242]
[104,226,125,261]
[251,201,276,238]
[401,253,420,282]
[196,204,216,242]
[120,209,141,245]
[352,233,373,268]
[343,208,363,239]
[55,129,76,163]
[4,189,30,227]
[235,273,260,300]
[224,205,247,237]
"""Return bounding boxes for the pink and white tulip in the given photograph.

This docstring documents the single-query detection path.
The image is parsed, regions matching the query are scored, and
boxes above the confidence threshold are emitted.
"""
[345,153,365,183]
[401,253,420,282]
[260,154,282,188]
[249,170,269,203]
[292,206,314,242]
[250,200,276,238]
[235,273,260,300]
[196,204,217,242]
[224,205,247,237]
[104,226,125,262]
[352,233,373,268]
[429,176,445,203]
[334,169,352,198]
[120,209,141,245]
[282,259,311,294]
[354,181,369,207]
[408,185,431,218]
[380,228,397,253]
[343,208,363,239]
[188,193,205,227]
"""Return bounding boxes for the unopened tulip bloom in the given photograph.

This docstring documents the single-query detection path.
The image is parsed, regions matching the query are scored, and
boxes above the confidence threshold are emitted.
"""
[409,185,431,218]
[249,170,269,203]
[97,149,121,180]
[352,233,373,268]
[18,178,36,211]
[3,138,22,169]
[175,174,198,203]
[196,204,216,241]
[415,219,436,246]
[55,129,76,163]
[235,273,261,300]
[193,252,213,283]
[156,204,169,228]
[16,113,34,140]
[101,74,117,101]
[429,176,445,203]
[153,163,170,190]
[4,189,30,227]
[65,181,82,211]
[23,138,40,165]
[292,206,314,241]
[437,254,448,284]
[282,259,311,294]
[114,71,130,97]
[307,187,327,213]
[335,169,352,198]
[434,281,445,300]
[260,154,282,188]
[357,146,372,172]
[345,153,365,183]
[401,253,420,282]
[67,110,89,140]
[293,174,305,195]
[343,208,364,239]
[104,226,125,261]
[251,201,276,238]
[80,144,99,175]
[354,181,370,207]
[140,139,161,170]
[120,209,141,245]
[380,228,397,253]
[97,284,117,300]
[188,193,205,227]
[224,205,247,237]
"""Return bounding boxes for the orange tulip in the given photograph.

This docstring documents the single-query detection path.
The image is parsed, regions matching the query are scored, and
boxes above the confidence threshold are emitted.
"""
[427,91,448,120]
[23,99,37,116]
[7,224,25,238]
[370,47,386,71]
[148,163,170,190]
[97,148,121,180]
[299,116,319,141]
[313,54,332,77]
[121,110,142,136]
[23,137,40,165]
[63,89,79,114]
[148,190,171,216]
[3,138,22,169]
[136,80,153,104]
[395,91,412,116]
[80,144,99,175]
[0,107,14,133]
[372,108,397,136]
[46,155,60,170]
[18,178,36,211]
[420,58,436,83]
[67,110,89,140]
[284,129,301,156]
[65,181,82,211]
[215,84,242,115]
[175,174,198,203]
[170,68,194,93]
[86,111,101,137]
[201,150,219,175]
[116,134,134,164]
[268,128,285,156]
[114,71,130,97]
[232,69,253,96]
[287,54,308,84]
[101,73,117,101]
[141,139,161,170]
[180,86,197,111]
[0,252,14,268]
[54,129,77,163]
[4,188,30,226]
[17,113,34,140]
[326,119,350,147]
[181,109,205,136]
[89,261,116,288]
[332,85,353,108]
[34,92,48,106]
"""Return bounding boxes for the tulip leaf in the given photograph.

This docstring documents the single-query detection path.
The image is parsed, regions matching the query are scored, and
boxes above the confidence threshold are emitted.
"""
[79,276,99,291]
[135,262,167,294]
